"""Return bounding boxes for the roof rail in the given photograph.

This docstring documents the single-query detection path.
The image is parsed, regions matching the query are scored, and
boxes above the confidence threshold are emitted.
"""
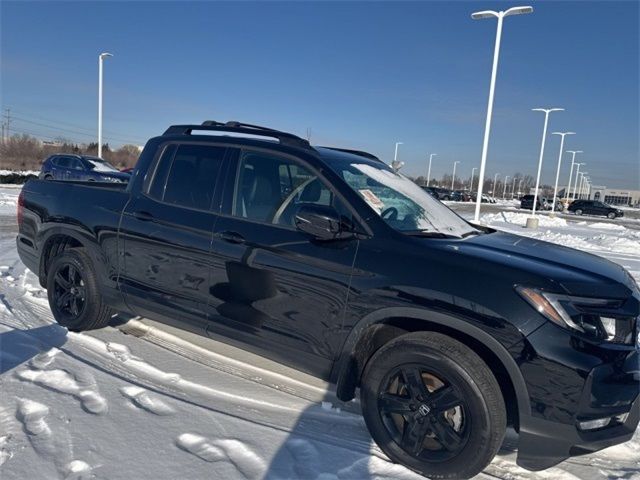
[319,147,382,162]
[163,120,311,149]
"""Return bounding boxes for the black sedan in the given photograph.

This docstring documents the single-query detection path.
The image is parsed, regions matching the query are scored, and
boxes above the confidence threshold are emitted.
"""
[568,200,624,219]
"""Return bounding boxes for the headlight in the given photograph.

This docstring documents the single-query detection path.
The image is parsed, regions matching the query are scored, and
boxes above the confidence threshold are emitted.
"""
[516,286,637,345]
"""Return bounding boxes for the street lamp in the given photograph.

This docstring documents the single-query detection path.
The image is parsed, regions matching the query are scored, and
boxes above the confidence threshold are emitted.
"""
[492,173,500,196]
[550,131,575,213]
[511,176,517,199]
[470,167,477,192]
[531,108,564,217]
[579,173,588,200]
[471,5,533,223]
[427,153,437,186]
[573,163,585,200]
[518,177,524,197]
[565,150,583,201]
[394,142,403,163]
[451,161,460,190]
[502,175,510,199]
[98,52,113,159]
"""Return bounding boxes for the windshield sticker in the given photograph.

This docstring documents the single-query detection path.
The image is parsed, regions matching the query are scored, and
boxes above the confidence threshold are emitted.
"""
[359,189,384,212]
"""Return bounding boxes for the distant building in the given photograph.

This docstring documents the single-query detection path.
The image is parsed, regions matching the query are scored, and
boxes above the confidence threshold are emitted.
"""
[558,186,640,207]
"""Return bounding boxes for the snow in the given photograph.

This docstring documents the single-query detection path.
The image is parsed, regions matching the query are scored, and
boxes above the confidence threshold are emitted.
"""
[480,211,568,228]
[0,185,639,479]
[0,170,39,176]
[478,211,640,259]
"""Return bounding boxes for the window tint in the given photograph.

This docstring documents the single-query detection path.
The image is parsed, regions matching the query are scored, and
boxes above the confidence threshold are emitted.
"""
[233,152,343,226]
[55,156,70,168]
[69,158,84,170]
[149,143,225,210]
[148,144,177,200]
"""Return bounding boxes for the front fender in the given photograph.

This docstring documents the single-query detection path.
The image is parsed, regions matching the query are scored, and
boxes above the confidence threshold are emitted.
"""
[331,306,532,420]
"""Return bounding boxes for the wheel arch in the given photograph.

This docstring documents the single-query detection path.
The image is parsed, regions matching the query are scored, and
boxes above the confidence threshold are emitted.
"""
[38,228,109,290]
[332,307,531,429]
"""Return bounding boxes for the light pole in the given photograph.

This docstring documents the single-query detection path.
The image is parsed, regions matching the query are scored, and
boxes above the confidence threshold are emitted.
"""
[573,163,585,201]
[531,108,564,217]
[518,178,524,197]
[579,173,588,199]
[427,153,437,186]
[511,176,517,199]
[470,167,477,192]
[394,142,403,163]
[565,150,583,200]
[471,5,533,222]
[451,161,460,190]
[550,131,575,212]
[98,52,113,159]
[502,175,510,199]
[492,173,500,196]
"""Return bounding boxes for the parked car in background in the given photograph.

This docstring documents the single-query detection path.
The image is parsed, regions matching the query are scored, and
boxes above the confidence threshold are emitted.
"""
[452,190,472,202]
[520,195,551,211]
[421,186,440,199]
[428,187,453,201]
[39,154,131,183]
[568,200,624,219]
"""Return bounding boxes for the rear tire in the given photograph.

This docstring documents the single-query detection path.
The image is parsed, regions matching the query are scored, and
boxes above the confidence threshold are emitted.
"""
[360,332,506,480]
[44,175,53,180]
[575,209,583,215]
[46,249,114,331]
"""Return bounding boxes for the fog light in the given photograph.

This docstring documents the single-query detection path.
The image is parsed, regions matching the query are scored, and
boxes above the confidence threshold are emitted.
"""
[578,417,612,430]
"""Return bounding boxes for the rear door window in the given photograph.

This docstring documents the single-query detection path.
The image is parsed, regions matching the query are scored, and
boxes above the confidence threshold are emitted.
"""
[148,143,226,211]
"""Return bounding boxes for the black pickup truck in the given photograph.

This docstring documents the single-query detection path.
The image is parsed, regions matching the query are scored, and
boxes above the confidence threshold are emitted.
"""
[17,121,639,479]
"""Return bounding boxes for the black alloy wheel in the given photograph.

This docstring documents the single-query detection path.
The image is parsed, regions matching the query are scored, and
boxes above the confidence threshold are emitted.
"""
[52,262,86,320]
[361,332,506,479]
[378,365,469,461]
[47,249,114,331]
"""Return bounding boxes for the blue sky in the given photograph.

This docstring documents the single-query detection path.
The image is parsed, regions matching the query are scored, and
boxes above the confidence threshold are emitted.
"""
[1,1,638,189]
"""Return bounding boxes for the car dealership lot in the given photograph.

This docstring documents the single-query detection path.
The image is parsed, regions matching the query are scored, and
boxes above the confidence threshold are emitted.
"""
[0,184,638,480]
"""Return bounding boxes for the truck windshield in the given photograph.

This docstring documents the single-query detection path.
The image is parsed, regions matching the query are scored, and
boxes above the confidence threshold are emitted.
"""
[324,156,478,238]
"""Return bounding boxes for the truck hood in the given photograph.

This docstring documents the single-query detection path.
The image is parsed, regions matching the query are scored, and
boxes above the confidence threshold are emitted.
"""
[446,231,636,298]
[94,171,131,181]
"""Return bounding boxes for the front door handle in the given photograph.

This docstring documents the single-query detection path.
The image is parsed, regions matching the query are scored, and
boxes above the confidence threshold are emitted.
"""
[132,211,154,222]
[218,231,245,244]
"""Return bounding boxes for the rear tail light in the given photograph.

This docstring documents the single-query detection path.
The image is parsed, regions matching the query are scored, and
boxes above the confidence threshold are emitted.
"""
[17,189,25,226]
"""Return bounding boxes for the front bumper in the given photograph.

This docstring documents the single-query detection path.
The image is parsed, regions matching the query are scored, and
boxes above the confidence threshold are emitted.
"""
[515,320,639,470]
[517,395,639,470]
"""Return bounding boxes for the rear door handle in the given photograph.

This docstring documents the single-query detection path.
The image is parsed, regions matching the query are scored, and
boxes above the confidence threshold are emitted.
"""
[218,231,245,244]
[132,211,154,222]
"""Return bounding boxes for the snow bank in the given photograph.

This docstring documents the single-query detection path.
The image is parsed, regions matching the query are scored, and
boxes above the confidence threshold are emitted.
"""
[481,211,568,228]
[587,222,626,231]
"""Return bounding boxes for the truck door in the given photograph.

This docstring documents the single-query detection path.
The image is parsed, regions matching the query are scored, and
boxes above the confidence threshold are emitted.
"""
[207,148,359,378]
[119,142,228,330]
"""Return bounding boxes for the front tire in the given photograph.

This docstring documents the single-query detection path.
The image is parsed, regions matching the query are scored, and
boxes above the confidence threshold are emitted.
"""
[575,209,583,215]
[46,249,114,331]
[360,332,506,479]
[607,212,616,219]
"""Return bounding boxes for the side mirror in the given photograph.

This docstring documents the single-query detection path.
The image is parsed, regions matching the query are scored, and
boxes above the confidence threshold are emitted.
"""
[294,204,346,240]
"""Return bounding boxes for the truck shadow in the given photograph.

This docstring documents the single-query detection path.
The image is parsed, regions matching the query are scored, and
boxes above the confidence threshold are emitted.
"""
[0,323,67,374]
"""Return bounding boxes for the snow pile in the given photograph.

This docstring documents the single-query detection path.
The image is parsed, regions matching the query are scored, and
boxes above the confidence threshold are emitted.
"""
[481,211,568,228]
[587,222,626,231]
[0,170,39,176]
